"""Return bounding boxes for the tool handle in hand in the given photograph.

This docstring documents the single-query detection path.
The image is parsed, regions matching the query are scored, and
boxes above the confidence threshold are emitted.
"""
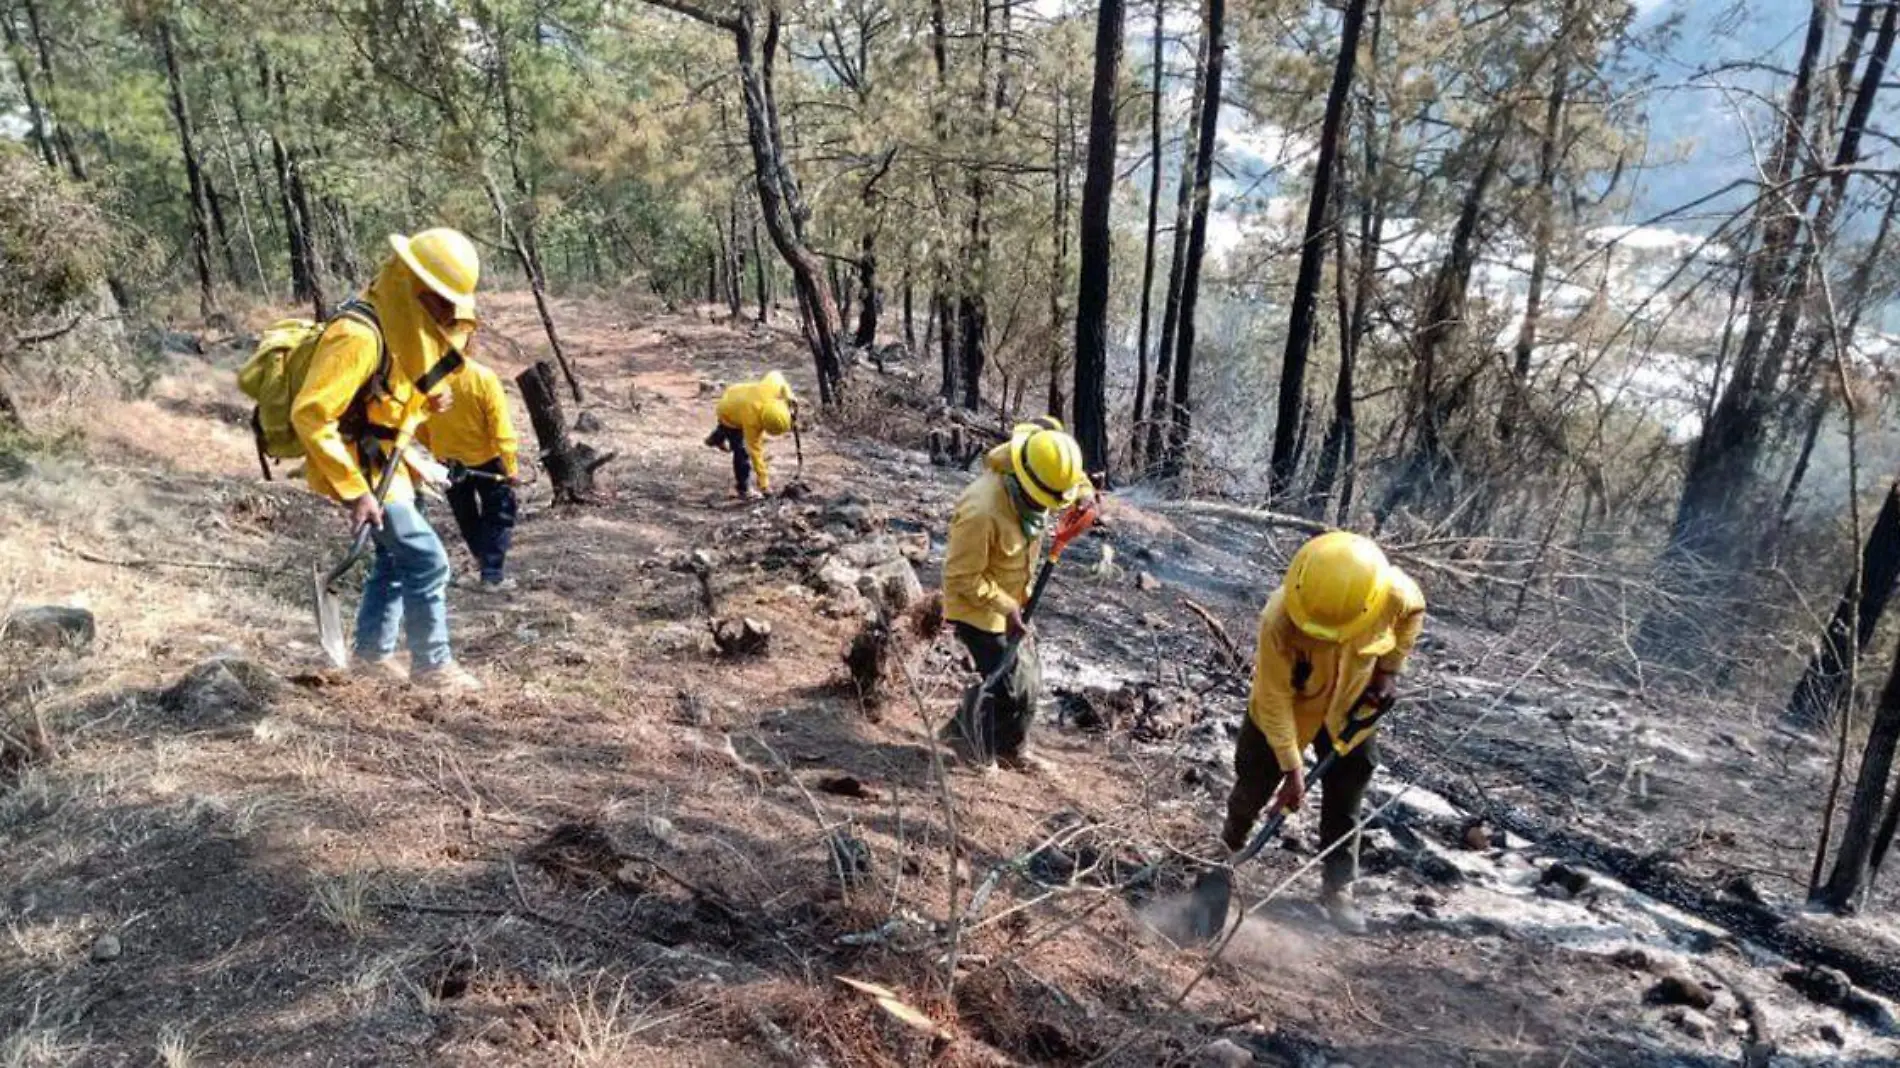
[1228,696,1394,867]
[325,416,419,588]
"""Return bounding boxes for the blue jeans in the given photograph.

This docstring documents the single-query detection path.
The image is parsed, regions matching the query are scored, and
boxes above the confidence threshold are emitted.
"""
[353,499,453,668]
[445,459,518,583]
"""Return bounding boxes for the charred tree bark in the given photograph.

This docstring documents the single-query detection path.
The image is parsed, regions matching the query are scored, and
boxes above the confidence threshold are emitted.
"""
[936,292,958,403]
[263,57,324,317]
[1165,0,1225,475]
[1377,131,1504,524]
[1309,162,1357,519]
[1130,0,1166,474]
[751,217,770,323]
[1070,0,1124,477]
[1814,630,1900,911]
[156,19,218,319]
[1786,480,1900,729]
[1269,0,1368,500]
[1500,13,1572,444]
[1147,25,1204,473]
[902,271,916,352]
[641,0,845,402]
[1666,0,1839,563]
[516,361,614,503]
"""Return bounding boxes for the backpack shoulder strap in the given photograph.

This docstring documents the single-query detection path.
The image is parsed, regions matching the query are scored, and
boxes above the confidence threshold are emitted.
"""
[333,299,390,391]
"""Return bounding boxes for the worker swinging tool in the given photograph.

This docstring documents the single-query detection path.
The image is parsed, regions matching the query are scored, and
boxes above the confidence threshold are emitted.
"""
[941,419,1099,773]
[1190,531,1426,938]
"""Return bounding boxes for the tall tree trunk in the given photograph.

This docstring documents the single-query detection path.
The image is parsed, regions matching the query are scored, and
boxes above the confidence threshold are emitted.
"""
[1778,175,1900,533]
[1666,0,1839,563]
[1165,0,1225,475]
[1814,628,1900,911]
[1048,89,1070,420]
[1309,159,1356,518]
[207,171,244,286]
[1268,0,1369,499]
[1377,131,1504,524]
[902,271,915,352]
[2,10,59,170]
[263,58,325,316]
[1147,25,1204,473]
[726,197,746,317]
[213,104,268,290]
[1787,481,1900,728]
[751,216,771,323]
[482,170,582,402]
[156,19,218,319]
[1071,0,1125,477]
[1500,10,1573,444]
[936,293,957,403]
[19,0,84,180]
[1130,0,1166,474]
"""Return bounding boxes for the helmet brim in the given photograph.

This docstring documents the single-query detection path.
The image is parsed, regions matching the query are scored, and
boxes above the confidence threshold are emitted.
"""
[389,234,478,321]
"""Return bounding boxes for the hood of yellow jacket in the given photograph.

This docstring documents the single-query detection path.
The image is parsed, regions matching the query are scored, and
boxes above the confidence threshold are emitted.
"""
[366,256,476,392]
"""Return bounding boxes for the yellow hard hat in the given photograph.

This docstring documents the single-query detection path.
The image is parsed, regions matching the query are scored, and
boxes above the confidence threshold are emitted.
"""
[761,399,793,436]
[1009,425,1089,511]
[389,228,480,320]
[761,370,793,400]
[1283,531,1394,645]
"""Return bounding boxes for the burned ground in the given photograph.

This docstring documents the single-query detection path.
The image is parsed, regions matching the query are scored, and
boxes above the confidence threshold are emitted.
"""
[3,292,1898,1067]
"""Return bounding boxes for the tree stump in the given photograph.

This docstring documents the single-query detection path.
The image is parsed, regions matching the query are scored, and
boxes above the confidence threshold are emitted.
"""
[516,360,616,503]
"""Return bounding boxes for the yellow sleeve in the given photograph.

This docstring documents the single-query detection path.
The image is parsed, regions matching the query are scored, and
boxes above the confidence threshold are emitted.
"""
[485,373,521,478]
[1378,571,1427,675]
[291,321,381,502]
[745,423,770,491]
[943,508,1020,620]
[1248,605,1303,772]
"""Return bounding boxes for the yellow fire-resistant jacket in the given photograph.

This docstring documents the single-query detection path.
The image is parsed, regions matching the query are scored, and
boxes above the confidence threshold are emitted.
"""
[943,470,1040,634]
[418,359,520,478]
[291,258,473,503]
[716,379,791,491]
[1248,568,1426,771]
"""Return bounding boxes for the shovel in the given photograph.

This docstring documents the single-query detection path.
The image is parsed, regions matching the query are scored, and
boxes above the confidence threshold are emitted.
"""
[311,416,423,669]
[1183,695,1393,941]
[959,494,1102,750]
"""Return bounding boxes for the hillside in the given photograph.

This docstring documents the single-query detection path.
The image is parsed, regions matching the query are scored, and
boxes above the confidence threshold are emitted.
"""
[3,291,1899,1067]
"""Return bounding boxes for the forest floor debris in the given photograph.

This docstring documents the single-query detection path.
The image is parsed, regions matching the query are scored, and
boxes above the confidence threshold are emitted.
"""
[1,292,1897,1065]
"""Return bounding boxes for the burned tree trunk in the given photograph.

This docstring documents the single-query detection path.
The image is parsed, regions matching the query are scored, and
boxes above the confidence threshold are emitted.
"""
[1070,0,1125,477]
[1814,630,1900,911]
[2,10,59,171]
[1268,0,1369,500]
[1786,480,1900,728]
[1130,0,1165,474]
[516,361,615,504]
[1147,26,1203,473]
[1501,16,1573,444]
[483,171,583,405]
[1165,0,1225,474]
[156,18,218,319]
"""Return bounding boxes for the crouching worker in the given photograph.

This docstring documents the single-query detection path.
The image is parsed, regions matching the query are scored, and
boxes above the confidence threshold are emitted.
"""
[1226,531,1424,934]
[420,356,522,593]
[705,371,794,499]
[941,421,1092,772]
[292,227,484,691]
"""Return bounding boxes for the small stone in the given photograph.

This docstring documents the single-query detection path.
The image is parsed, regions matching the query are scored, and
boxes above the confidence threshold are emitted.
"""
[863,559,924,616]
[1611,947,1652,972]
[1646,975,1715,1010]
[3,606,96,652]
[1411,891,1443,917]
[1664,1007,1714,1042]
[1194,1038,1254,1067]
[644,815,681,848]
[1723,874,1766,906]
[815,557,864,598]
[1136,571,1161,592]
[1819,1023,1846,1047]
[1460,821,1491,851]
[573,411,604,433]
[1540,862,1592,897]
[91,933,122,963]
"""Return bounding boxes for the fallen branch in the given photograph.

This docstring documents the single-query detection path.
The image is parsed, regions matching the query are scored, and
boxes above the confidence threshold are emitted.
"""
[1181,597,1250,675]
[53,539,280,575]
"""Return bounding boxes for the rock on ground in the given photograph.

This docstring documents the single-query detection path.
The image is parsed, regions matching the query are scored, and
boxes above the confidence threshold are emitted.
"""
[160,657,280,727]
[1195,1038,1255,1067]
[3,606,96,651]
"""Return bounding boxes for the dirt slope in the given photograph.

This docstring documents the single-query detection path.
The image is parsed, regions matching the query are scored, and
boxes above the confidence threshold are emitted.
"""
[3,291,1897,1067]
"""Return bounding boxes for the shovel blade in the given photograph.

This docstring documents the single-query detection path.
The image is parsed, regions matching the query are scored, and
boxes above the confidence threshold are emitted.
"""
[1184,868,1233,942]
[311,563,349,669]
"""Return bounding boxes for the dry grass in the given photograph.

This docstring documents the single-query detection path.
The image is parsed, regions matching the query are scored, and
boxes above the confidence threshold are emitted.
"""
[311,869,375,940]
[153,1023,205,1068]
[0,1001,88,1068]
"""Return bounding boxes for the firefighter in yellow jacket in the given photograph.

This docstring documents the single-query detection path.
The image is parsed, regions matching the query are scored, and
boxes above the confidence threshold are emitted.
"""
[705,371,793,499]
[1226,531,1425,934]
[941,420,1092,771]
[419,357,522,593]
[290,227,483,691]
